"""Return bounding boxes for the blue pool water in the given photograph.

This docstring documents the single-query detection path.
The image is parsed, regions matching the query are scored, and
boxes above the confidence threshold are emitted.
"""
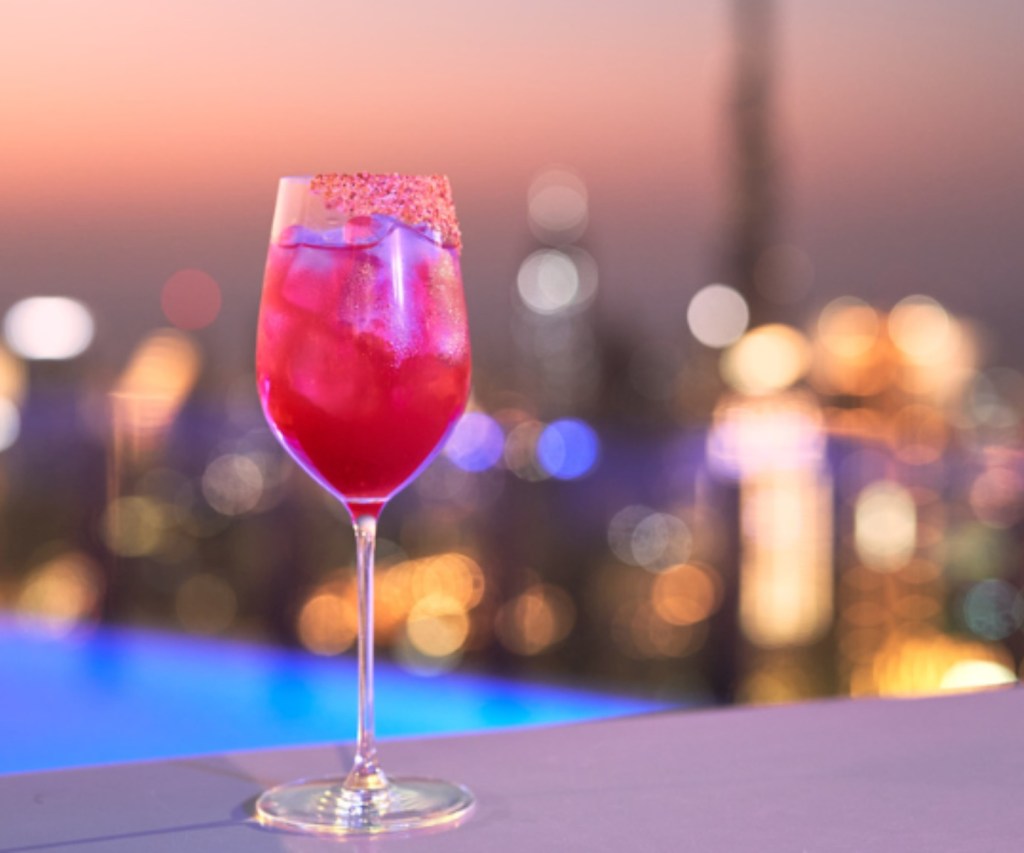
[0,620,670,774]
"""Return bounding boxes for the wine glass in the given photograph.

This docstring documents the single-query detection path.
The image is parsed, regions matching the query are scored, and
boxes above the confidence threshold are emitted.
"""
[254,174,474,835]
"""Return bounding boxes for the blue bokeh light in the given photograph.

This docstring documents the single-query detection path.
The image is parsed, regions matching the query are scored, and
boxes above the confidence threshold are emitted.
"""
[537,419,600,479]
[443,412,504,472]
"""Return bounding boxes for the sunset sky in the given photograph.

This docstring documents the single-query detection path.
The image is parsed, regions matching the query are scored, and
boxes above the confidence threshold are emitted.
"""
[2,0,1022,369]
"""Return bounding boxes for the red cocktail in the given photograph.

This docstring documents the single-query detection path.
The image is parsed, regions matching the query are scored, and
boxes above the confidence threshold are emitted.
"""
[257,214,470,517]
[255,174,474,836]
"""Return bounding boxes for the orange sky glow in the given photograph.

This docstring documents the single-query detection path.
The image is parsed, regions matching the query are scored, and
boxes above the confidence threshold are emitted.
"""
[2,0,1023,365]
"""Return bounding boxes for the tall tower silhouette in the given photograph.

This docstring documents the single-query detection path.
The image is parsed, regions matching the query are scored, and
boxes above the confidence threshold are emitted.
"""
[726,0,777,329]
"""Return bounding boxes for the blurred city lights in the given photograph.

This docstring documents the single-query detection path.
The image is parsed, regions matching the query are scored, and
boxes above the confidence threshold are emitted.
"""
[527,167,589,243]
[613,598,708,659]
[161,268,223,331]
[707,394,826,479]
[536,419,600,479]
[0,398,21,452]
[110,329,202,441]
[297,583,358,655]
[101,495,168,557]
[0,345,26,403]
[961,580,1024,641]
[405,594,470,658]
[854,481,916,572]
[504,420,549,480]
[496,584,575,656]
[892,404,948,465]
[651,563,722,626]
[969,466,1024,528]
[817,297,879,359]
[867,632,1016,697]
[939,660,1017,693]
[201,453,264,516]
[443,412,504,472]
[888,295,950,362]
[686,284,749,348]
[739,467,834,648]
[14,551,103,636]
[406,553,485,609]
[944,522,1012,582]
[720,324,811,396]
[3,297,95,361]
[516,248,597,315]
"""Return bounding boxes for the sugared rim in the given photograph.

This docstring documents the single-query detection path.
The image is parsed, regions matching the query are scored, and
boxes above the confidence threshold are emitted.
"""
[308,173,461,249]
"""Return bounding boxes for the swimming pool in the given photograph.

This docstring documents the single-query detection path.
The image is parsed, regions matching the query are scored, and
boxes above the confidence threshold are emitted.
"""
[0,619,671,774]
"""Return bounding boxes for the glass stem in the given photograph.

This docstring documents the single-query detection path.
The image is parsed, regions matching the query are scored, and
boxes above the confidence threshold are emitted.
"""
[343,513,389,799]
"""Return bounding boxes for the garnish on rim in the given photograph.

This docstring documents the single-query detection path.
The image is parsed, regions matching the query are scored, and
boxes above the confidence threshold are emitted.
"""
[310,173,461,249]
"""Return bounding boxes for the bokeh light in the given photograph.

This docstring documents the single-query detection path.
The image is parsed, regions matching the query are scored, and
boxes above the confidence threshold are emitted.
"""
[961,579,1024,641]
[854,481,916,572]
[101,496,169,557]
[504,420,548,480]
[968,467,1024,528]
[3,297,95,361]
[817,297,880,360]
[14,551,103,636]
[496,584,575,655]
[720,324,811,396]
[201,453,264,516]
[297,582,358,656]
[111,329,203,438]
[651,563,722,626]
[939,660,1017,692]
[608,505,693,570]
[888,295,950,362]
[527,167,589,243]
[0,345,27,404]
[0,398,21,452]
[405,594,470,658]
[516,248,597,315]
[687,284,749,348]
[536,418,599,479]
[707,394,826,479]
[443,411,504,472]
[865,631,1016,697]
[161,268,223,330]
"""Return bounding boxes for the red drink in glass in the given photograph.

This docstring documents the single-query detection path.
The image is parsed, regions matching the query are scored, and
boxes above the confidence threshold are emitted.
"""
[257,217,470,517]
[254,175,475,835]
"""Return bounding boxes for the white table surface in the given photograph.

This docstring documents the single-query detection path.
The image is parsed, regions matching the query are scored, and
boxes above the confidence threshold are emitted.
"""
[1,688,1019,851]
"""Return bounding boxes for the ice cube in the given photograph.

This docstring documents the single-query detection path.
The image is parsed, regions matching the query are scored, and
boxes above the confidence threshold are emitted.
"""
[342,214,395,247]
[286,326,362,416]
[412,222,443,245]
[280,244,346,313]
[277,225,324,247]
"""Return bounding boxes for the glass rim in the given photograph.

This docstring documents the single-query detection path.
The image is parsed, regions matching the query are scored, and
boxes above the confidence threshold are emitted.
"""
[272,174,461,249]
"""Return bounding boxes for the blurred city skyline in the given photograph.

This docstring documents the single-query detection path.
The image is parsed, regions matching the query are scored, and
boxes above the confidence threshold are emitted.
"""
[2,0,1023,371]
[2,0,1024,708]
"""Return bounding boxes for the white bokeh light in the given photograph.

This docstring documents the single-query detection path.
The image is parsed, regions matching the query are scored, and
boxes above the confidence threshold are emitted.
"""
[0,398,20,452]
[517,248,597,315]
[3,297,95,361]
[687,284,749,348]
[527,168,588,242]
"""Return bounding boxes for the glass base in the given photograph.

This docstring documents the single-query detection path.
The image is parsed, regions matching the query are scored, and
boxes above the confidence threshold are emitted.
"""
[255,775,475,837]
